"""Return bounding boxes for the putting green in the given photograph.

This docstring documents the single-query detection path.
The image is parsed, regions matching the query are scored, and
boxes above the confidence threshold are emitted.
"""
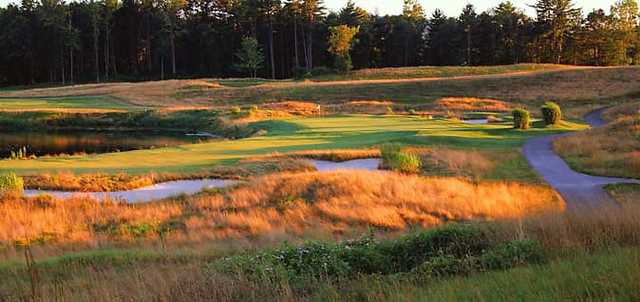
[0,115,587,175]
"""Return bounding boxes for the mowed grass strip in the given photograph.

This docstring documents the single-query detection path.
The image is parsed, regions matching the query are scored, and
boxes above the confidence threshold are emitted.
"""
[0,115,586,175]
[0,96,139,112]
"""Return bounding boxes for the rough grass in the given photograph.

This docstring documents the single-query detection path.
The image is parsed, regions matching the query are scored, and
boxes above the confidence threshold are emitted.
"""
[3,66,638,112]
[434,97,513,112]
[0,96,138,112]
[606,183,640,206]
[0,171,563,250]
[3,204,640,301]
[555,112,640,179]
[0,115,586,175]
[310,64,567,81]
[22,158,314,191]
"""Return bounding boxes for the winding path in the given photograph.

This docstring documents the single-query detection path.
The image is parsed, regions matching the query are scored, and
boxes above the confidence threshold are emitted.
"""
[523,108,638,210]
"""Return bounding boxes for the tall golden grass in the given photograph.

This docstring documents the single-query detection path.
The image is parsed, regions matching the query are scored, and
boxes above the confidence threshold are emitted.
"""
[435,97,513,112]
[5,204,640,302]
[0,171,563,252]
[554,115,640,178]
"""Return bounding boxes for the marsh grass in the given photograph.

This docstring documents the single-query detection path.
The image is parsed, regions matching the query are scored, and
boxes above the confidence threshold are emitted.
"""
[0,171,563,255]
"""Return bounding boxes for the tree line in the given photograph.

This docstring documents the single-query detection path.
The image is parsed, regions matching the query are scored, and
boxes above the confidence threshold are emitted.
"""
[0,0,638,85]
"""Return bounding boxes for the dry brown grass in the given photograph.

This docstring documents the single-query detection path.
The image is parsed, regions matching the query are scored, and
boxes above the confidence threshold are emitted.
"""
[0,171,563,250]
[435,97,513,112]
[606,184,640,206]
[283,149,380,161]
[6,204,640,302]
[22,158,314,191]
[0,79,220,108]
[326,100,395,114]
[259,101,321,116]
[603,102,640,121]
[5,66,638,111]
[24,172,155,192]
[554,115,640,179]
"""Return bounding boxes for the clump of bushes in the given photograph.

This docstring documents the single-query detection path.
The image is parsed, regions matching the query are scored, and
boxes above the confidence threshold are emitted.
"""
[541,101,562,125]
[380,144,421,173]
[214,224,546,284]
[0,172,24,193]
[512,109,531,130]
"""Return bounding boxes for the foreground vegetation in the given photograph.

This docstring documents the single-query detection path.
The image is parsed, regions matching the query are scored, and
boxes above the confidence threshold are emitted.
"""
[0,171,563,249]
[555,103,640,179]
[1,201,639,301]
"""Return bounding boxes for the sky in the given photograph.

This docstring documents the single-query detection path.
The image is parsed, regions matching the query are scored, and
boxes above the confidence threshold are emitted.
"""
[0,0,618,16]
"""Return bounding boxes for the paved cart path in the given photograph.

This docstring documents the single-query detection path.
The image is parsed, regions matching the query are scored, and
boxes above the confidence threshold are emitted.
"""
[523,108,638,210]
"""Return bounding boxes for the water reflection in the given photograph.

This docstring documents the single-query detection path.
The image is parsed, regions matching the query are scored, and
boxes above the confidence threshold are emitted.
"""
[0,130,215,158]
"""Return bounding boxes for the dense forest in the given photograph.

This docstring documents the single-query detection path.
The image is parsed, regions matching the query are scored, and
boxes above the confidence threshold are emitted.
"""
[0,0,639,85]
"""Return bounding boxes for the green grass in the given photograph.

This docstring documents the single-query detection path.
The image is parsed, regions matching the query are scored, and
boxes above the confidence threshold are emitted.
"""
[311,64,567,81]
[323,247,640,301]
[0,96,139,111]
[0,115,587,175]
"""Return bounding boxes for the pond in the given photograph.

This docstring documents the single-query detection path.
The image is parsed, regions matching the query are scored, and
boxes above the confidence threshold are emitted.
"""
[24,159,383,203]
[0,130,217,159]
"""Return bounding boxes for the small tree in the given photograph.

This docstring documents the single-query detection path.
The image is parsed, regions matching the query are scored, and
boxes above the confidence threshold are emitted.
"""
[512,109,531,130]
[541,102,562,125]
[328,25,360,73]
[235,37,264,78]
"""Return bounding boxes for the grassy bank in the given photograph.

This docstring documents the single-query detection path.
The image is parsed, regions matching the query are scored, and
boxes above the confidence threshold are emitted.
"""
[2,67,639,113]
[555,104,639,179]
[0,115,586,175]
[0,96,139,112]
[310,63,567,81]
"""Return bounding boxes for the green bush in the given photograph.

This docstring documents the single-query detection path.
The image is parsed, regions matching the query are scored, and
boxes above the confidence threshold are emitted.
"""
[512,109,531,130]
[214,224,547,286]
[380,144,421,174]
[541,102,562,125]
[383,224,489,272]
[415,254,477,278]
[0,172,24,193]
[480,240,545,270]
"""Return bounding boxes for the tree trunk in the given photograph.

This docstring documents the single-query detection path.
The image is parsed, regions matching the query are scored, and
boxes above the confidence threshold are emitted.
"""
[294,18,299,68]
[301,26,309,71]
[94,22,100,83]
[307,28,313,70]
[171,31,176,76]
[269,18,275,79]
[161,56,165,80]
[105,21,110,80]
[70,47,74,83]
[61,47,65,85]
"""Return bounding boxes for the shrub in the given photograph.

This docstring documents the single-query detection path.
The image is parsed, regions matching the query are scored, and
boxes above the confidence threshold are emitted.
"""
[0,172,24,193]
[230,106,242,115]
[334,55,353,74]
[512,109,531,129]
[541,101,562,125]
[380,144,421,173]
[414,254,477,278]
[383,224,489,272]
[480,240,545,270]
